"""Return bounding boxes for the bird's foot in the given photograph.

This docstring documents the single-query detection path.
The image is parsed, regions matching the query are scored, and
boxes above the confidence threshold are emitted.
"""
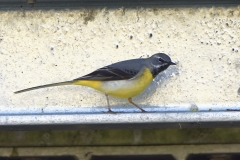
[140,109,147,113]
[105,109,117,114]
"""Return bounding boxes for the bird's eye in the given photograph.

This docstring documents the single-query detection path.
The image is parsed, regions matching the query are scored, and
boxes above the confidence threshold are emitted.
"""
[158,58,165,62]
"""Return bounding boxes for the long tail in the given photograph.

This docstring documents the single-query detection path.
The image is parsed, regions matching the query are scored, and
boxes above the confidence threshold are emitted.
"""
[14,81,74,94]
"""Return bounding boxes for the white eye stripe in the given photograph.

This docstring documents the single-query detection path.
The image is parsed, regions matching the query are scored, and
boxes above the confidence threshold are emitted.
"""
[152,63,168,68]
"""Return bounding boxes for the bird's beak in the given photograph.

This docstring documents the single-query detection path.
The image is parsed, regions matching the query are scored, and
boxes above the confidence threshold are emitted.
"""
[169,61,176,65]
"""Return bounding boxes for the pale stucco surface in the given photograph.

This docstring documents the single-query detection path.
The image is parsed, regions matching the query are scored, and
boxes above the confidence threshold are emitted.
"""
[0,6,240,111]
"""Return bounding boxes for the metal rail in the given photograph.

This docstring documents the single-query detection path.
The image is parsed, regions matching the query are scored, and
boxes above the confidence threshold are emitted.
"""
[0,104,240,130]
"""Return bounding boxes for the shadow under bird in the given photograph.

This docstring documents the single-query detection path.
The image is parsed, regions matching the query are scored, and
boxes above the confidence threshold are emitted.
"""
[15,53,176,113]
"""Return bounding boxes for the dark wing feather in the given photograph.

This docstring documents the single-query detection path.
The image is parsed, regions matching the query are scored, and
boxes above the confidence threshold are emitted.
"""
[74,58,146,81]
[74,66,136,81]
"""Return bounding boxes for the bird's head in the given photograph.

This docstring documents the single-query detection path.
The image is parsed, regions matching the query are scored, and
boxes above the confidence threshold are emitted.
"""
[150,53,176,77]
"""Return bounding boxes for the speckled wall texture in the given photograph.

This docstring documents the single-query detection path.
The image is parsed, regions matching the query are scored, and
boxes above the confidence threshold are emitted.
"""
[0,6,240,111]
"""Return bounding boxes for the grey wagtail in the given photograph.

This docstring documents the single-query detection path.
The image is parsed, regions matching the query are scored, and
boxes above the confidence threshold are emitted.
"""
[15,53,176,113]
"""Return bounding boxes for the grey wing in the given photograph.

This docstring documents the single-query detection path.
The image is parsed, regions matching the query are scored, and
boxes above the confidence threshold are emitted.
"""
[74,59,146,81]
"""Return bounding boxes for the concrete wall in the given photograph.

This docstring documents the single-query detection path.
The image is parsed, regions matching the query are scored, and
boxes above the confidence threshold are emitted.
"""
[1,5,240,111]
[0,2,240,160]
[1,144,240,160]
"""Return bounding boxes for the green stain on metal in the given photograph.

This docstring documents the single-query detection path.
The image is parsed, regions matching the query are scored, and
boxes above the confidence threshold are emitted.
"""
[190,104,199,112]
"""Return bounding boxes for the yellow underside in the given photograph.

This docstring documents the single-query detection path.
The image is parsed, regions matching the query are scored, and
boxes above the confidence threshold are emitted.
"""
[73,80,102,90]
[73,68,153,98]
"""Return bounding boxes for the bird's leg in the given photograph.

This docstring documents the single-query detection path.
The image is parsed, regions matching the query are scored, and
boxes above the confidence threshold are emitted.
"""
[128,98,146,113]
[105,94,115,113]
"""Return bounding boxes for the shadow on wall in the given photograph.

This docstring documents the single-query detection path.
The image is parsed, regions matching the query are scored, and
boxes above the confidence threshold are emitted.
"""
[3,0,240,10]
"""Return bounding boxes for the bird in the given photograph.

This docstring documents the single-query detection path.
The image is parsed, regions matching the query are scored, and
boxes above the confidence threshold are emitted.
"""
[14,53,176,113]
